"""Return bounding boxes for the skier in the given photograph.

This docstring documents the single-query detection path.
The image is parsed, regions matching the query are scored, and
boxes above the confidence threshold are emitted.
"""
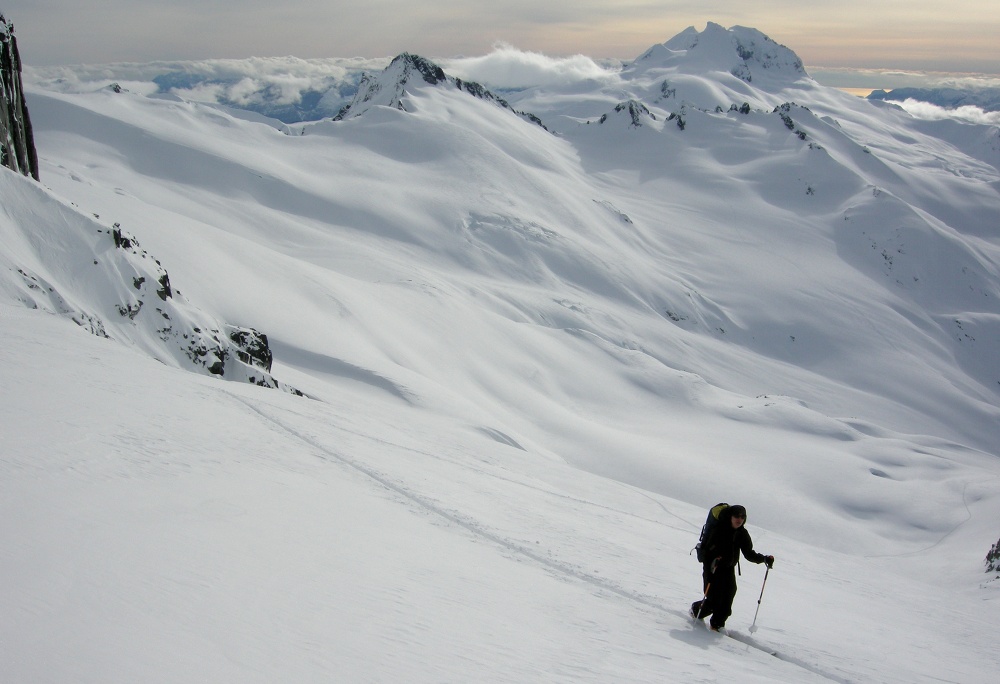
[690,504,774,632]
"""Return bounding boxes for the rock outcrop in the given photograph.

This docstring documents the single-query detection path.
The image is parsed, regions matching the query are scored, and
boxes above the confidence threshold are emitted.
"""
[0,15,38,180]
[1,164,301,396]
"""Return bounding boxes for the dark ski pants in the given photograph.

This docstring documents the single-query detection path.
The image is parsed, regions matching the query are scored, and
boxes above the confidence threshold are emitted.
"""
[692,564,738,630]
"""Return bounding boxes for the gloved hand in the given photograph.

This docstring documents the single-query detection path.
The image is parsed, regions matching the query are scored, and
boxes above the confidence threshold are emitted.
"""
[764,555,775,569]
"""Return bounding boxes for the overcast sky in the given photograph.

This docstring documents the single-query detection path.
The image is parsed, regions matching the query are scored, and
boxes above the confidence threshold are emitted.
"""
[4,1,999,75]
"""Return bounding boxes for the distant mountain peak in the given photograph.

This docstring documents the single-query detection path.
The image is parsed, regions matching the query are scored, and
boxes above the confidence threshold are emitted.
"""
[631,22,807,84]
[334,52,548,130]
[392,52,448,86]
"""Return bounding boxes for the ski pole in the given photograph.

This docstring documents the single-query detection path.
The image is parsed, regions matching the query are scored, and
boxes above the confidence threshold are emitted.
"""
[696,582,711,619]
[696,558,718,620]
[748,565,770,633]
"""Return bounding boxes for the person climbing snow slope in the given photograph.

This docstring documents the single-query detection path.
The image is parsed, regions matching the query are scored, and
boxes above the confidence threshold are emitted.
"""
[690,504,774,631]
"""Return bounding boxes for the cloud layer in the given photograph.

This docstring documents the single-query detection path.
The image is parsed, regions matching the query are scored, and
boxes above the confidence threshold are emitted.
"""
[440,43,619,89]
[810,67,1000,91]
[892,99,1000,125]
[23,47,1000,127]
[24,46,623,119]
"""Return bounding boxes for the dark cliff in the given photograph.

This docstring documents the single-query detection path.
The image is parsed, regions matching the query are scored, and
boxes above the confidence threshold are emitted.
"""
[1,15,38,180]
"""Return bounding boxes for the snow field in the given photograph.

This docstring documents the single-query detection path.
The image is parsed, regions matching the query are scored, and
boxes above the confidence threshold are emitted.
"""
[5,22,1000,682]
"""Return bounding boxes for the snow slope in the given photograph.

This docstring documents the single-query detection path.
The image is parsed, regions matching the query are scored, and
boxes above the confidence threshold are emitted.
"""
[3,23,999,682]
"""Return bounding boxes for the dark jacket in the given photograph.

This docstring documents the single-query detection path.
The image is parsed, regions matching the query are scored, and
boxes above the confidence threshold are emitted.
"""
[703,508,767,570]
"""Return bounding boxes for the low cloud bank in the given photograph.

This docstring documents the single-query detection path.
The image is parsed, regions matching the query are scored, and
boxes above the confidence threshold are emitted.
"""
[440,43,619,89]
[26,54,999,127]
[25,56,388,101]
[892,99,1000,125]
[24,57,392,122]
[24,46,616,103]
[810,66,1000,91]
[22,47,620,122]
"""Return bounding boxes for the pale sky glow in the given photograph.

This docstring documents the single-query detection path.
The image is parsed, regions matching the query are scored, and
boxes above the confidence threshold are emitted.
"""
[3,1,999,77]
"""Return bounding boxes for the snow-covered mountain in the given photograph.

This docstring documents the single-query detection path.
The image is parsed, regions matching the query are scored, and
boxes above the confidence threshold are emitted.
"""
[4,22,999,683]
[631,22,806,84]
[333,52,546,130]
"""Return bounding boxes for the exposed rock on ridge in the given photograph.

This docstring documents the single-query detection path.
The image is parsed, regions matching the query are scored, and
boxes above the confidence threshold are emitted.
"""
[598,100,657,128]
[99,223,298,392]
[1,171,301,396]
[334,53,548,130]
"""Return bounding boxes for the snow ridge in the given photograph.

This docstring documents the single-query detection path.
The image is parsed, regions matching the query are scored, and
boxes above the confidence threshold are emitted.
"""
[334,52,548,129]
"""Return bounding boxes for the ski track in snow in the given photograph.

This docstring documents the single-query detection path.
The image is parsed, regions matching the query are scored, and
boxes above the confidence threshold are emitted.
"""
[231,392,850,684]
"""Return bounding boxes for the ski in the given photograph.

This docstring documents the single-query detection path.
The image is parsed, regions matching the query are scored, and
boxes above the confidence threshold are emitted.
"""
[722,629,779,657]
[690,616,778,657]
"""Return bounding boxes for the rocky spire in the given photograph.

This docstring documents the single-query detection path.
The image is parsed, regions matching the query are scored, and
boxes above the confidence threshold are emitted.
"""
[0,15,38,180]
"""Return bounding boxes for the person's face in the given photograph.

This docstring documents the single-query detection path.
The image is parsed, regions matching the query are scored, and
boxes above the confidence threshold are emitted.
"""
[731,515,746,529]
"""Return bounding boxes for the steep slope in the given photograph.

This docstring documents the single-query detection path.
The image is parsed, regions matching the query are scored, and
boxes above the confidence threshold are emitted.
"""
[0,169,298,392]
[5,304,996,683]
